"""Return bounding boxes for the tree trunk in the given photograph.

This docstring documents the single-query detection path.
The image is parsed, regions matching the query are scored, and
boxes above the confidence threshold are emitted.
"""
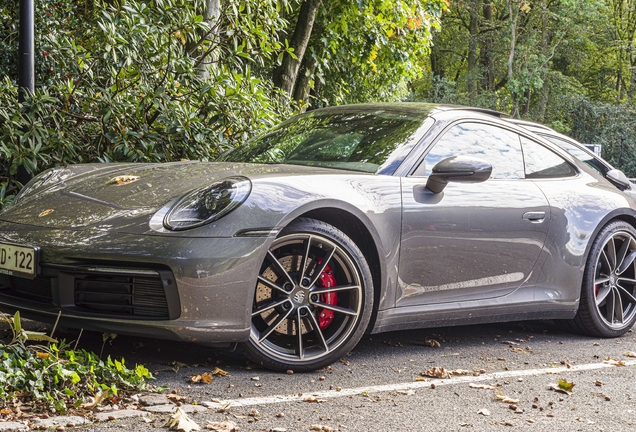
[293,53,317,106]
[479,0,494,90]
[274,0,322,95]
[467,0,480,102]
[187,0,221,80]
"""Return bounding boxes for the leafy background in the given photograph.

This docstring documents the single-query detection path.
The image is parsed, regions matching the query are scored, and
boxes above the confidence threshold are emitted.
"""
[2,0,636,206]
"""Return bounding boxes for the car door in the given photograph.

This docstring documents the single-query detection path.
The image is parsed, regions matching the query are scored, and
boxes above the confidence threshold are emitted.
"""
[397,121,552,307]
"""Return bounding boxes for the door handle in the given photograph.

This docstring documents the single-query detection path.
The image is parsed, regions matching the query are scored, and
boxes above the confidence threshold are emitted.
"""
[523,211,546,223]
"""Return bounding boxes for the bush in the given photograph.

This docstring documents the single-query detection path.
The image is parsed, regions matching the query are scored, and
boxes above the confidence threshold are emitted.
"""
[0,0,295,205]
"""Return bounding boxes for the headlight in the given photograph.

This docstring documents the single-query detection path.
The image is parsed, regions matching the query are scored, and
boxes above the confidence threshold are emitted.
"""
[163,176,252,231]
[14,168,62,203]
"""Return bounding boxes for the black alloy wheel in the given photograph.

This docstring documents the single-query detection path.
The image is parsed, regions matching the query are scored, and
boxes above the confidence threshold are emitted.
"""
[241,218,373,372]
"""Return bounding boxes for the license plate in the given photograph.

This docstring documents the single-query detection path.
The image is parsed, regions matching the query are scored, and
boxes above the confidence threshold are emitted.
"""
[0,243,39,277]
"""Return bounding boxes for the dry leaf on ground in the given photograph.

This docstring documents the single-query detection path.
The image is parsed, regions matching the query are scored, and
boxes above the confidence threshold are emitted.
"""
[477,408,491,416]
[167,394,189,403]
[420,367,450,379]
[603,359,625,366]
[625,351,636,358]
[310,426,334,432]
[165,407,200,432]
[425,339,441,347]
[190,373,213,384]
[305,397,327,403]
[469,383,497,390]
[494,394,520,404]
[549,378,575,395]
[205,420,236,432]
[450,369,471,375]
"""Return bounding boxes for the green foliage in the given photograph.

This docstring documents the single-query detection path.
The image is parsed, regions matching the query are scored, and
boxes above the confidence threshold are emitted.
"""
[312,0,447,106]
[0,312,152,413]
[0,0,295,204]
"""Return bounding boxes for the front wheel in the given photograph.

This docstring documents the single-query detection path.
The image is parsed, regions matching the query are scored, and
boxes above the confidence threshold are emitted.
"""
[564,221,636,337]
[241,218,373,372]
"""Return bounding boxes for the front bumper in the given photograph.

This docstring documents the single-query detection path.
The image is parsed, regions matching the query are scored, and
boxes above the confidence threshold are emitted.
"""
[0,222,268,343]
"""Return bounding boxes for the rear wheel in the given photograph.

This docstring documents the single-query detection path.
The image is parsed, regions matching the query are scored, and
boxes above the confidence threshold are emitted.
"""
[564,221,636,337]
[241,218,373,372]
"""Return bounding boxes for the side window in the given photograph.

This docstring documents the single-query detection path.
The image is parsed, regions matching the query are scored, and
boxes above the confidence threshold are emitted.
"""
[521,137,577,179]
[413,122,525,179]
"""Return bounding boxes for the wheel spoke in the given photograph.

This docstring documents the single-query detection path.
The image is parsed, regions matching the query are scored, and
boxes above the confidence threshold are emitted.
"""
[617,284,636,305]
[312,301,358,316]
[617,251,636,275]
[617,276,636,286]
[606,237,617,270]
[312,284,362,295]
[614,288,625,323]
[309,247,336,287]
[257,307,294,343]
[605,290,616,323]
[257,275,289,295]
[600,250,613,273]
[306,309,329,352]
[616,236,631,272]
[296,309,305,360]
[266,250,295,285]
[252,299,290,316]
[596,285,612,305]
[595,275,610,285]
[298,236,312,282]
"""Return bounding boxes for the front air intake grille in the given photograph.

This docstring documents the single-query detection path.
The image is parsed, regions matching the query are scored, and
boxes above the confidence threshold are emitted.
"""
[6,276,53,303]
[74,274,170,319]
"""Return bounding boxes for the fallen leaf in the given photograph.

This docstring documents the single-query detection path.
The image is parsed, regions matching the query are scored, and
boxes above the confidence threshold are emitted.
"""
[171,361,189,373]
[549,378,575,395]
[625,351,636,358]
[495,394,520,404]
[420,367,450,379]
[425,339,441,347]
[415,377,426,382]
[107,175,140,185]
[339,359,350,366]
[165,407,200,432]
[190,373,213,384]
[305,397,327,403]
[450,369,471,376]
[477,408,491,416]
[167,394,189,403]
[310,426,334,432]
[205,420,236,432]
[603,359,624,366]
[469,383,497,390]
[210,367,229,376]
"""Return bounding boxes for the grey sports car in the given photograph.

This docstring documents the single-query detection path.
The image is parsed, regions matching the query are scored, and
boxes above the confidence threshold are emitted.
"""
[1,103,636,372]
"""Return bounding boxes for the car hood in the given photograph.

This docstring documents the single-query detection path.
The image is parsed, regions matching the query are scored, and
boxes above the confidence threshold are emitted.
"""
[0,161,343,229]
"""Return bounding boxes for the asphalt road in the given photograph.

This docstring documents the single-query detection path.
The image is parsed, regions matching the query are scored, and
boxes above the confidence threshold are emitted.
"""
[24,319,635,431]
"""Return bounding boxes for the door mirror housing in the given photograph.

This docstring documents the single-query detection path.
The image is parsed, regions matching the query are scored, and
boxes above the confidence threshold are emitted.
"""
[426,156,492,193]
[606,169,632,190]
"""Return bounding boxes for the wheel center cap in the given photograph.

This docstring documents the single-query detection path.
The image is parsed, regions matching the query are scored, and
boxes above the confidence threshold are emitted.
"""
[292,289,306,305]
[610,275,616,286]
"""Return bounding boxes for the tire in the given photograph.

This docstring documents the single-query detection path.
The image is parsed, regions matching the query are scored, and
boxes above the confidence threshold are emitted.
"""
[564,220,636,337]
[240,218,373,372]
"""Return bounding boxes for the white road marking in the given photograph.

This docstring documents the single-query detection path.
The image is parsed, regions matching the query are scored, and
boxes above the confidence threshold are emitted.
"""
[201,359,636,409]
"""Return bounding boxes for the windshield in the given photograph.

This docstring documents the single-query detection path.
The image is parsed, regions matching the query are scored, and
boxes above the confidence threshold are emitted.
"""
[221,109,432,174]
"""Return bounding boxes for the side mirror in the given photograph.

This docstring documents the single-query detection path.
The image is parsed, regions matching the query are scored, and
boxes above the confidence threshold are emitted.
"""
[606,169,632,190]
[426,156,492,193]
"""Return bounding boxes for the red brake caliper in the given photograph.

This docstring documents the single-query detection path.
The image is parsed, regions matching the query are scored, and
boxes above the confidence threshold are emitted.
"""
[316,258,338,329]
